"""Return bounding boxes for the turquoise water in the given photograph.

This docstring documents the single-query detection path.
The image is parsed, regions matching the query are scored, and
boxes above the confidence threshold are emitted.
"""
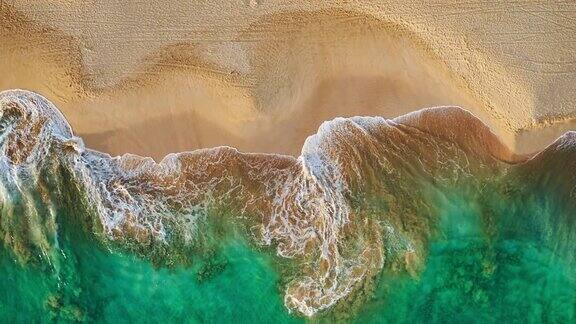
[353,185,576,323]
[0,210,301,323]
[3,88,576,322]
[2,178,576,323]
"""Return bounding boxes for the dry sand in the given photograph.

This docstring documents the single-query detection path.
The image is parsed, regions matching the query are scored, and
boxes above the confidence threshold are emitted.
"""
[1,1,575,160]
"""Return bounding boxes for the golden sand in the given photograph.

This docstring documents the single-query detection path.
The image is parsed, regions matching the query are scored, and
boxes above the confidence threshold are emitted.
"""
[1,1,575,160]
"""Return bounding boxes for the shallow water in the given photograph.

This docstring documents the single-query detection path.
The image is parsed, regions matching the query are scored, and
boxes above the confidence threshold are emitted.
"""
[1,91,576,322]
[353,185,576,323]
[0,213,300,323]
[3,179,576,323]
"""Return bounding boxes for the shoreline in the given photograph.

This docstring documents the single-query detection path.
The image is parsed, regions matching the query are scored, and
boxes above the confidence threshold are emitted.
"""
[1,1,575,160]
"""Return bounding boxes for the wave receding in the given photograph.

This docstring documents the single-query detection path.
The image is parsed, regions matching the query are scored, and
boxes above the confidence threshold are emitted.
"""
[1,89,576,322]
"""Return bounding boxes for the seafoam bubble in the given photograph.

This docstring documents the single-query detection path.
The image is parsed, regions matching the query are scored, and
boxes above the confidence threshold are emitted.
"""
[2,89,573,317]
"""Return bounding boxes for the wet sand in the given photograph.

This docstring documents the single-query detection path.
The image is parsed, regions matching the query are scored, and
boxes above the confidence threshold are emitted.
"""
[1,1,575,160]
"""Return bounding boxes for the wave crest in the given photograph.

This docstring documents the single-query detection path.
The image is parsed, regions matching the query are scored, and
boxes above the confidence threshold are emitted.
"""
[0,89,572,316]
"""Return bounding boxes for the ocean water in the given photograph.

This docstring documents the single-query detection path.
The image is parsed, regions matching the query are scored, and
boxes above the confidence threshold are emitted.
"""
[0,208,300,323]
[3,176,575,323]
[353,184,576,323]
[1,90,576,323]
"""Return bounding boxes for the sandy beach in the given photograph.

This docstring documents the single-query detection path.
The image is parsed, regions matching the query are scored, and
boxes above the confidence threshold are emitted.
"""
[1,1,575,160]
[1,3,576,320]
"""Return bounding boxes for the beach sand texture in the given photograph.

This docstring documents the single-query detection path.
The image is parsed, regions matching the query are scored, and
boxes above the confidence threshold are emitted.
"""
[1,1,575,160]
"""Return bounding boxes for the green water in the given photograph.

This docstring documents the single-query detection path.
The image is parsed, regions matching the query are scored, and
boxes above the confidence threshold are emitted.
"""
[2,181,576,323]
[354,185,576,323]
[0,211,301,323]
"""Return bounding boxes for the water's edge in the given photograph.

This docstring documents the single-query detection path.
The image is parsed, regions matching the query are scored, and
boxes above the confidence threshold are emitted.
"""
[1,89,575,323]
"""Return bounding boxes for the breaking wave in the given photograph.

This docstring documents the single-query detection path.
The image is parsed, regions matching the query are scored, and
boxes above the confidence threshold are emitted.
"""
[1,89,575,320]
